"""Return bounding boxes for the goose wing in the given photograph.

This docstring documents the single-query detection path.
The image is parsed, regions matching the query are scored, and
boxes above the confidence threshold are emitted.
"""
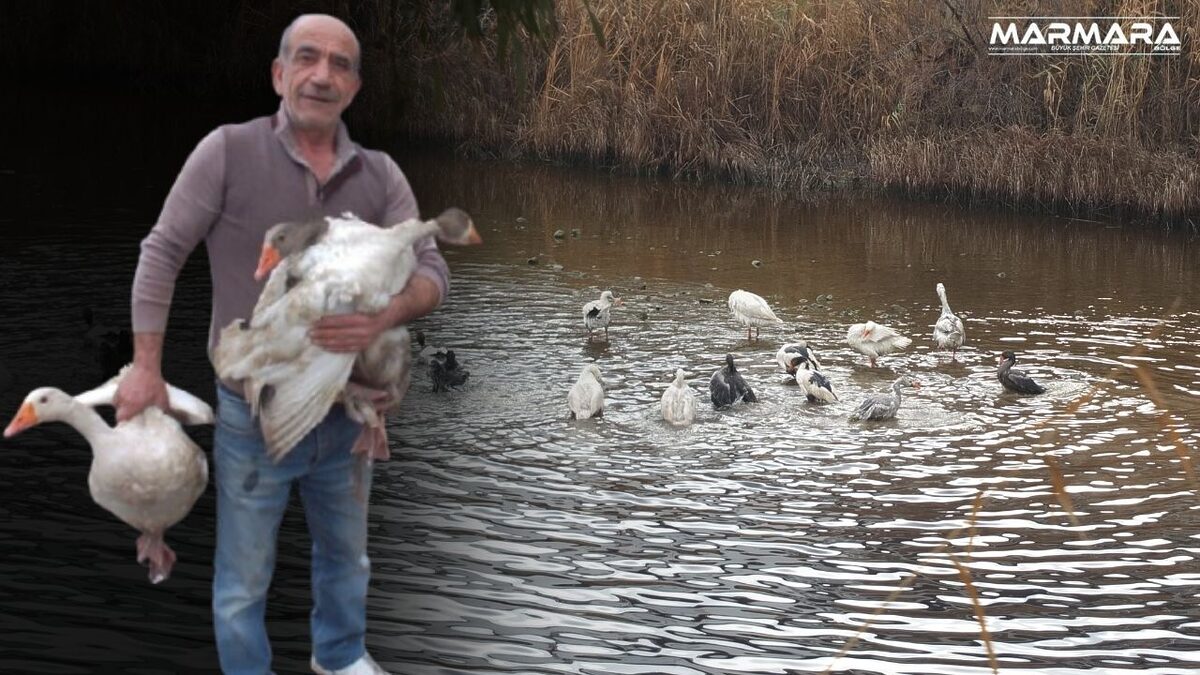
[1007,367,1045,394]
[74,368,214,425]
[709,369,735,407]
[934,313,964,342]
[852,394,892,420]
[800,369,838,402]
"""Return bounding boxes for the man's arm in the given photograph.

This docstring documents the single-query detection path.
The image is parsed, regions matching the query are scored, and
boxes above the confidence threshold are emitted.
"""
[115,129,225,421]
[308,274,440,353]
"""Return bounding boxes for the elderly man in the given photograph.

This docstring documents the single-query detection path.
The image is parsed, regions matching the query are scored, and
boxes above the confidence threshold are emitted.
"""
[115,14,442,675]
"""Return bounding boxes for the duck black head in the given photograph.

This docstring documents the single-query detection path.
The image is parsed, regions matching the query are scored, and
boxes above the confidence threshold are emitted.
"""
[999,350,1017,365]
[725,353,737,371]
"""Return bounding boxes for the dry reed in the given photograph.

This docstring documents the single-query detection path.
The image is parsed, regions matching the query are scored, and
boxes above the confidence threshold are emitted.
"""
[389,0,1200,226]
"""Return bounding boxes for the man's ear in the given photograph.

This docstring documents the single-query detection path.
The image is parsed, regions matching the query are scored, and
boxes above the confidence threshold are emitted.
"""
[271,58,284,96]
[344,74,362,107]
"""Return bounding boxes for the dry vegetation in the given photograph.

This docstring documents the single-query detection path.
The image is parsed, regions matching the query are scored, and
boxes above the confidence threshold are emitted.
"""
[382,0,1200,226]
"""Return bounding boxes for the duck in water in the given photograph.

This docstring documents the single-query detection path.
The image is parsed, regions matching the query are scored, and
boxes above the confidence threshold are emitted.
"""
[710,354,757,408]
[430,350,470,392]
[850,376,920,421]
[997,351,1045,394]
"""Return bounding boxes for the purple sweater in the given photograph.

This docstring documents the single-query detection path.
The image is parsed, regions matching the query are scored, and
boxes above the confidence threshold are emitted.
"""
[131,106,449,360]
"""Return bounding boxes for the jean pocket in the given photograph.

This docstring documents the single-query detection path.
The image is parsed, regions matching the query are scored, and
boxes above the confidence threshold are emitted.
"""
[216,385,261,437]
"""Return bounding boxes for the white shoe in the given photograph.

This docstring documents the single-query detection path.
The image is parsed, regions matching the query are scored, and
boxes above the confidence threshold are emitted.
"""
[310,652,389,675]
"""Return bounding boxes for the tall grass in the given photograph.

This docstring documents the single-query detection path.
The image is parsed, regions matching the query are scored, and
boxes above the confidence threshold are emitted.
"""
[388,0,1200,225]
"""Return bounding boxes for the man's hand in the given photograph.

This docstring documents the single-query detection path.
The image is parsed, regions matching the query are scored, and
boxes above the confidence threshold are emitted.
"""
[115,362,170,422]
[309,312,389,353]
[310,275,443,353]
[115,333,170,422]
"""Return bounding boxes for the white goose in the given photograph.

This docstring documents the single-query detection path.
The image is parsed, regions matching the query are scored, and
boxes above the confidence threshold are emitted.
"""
[932,282,965,360]
[4,370,212,584]
[846,320,911,367]
[567,364,605,419]
[582,291,622,341]
[215,209,480,460]
[659,369,698,426]
[728,289,783,341]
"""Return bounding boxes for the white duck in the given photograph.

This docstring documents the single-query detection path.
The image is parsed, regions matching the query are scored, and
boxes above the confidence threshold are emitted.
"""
[846,320,911,367]
[659,369,698,426]
[4,371,212,584]
[215,209,481,460]
[932,282,965,360]
[728,289,783,341]
[568,364,606,419]
[849,376,920,421]
[582,290,622,341]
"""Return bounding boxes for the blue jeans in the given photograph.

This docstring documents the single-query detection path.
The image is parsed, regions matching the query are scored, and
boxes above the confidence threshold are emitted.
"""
[213,383,372,674]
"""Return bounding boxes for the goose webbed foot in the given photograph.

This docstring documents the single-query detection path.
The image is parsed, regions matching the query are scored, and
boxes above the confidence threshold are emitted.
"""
[136,532,176,585]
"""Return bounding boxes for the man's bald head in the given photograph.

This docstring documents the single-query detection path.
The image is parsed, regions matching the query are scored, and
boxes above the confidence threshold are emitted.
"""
[279,14,360,73]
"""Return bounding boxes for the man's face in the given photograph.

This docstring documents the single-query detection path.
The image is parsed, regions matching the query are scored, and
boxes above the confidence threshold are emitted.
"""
[272,17,361,133]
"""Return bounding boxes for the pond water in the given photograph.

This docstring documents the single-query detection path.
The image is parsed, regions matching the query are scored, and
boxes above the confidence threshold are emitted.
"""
[0,140,1198,674]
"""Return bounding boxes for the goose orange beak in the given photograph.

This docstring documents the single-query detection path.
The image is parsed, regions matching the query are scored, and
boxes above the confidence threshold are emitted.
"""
[254,245,282,281]
[4,402,37,438]
[465,225,483,246]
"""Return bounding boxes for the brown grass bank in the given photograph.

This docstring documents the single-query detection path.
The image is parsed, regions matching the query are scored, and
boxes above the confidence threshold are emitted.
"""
[386,1,1200,227]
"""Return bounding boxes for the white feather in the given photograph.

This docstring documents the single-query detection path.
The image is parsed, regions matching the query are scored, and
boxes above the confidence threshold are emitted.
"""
[660,369,698,426]
[728,290,783,328]
[568,365,605,419]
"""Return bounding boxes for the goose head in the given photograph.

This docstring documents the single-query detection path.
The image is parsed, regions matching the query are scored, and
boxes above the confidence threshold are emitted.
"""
[432,207,484,246]
[5,387,75,437]
[583,364,604,388]
[672,368,689,386]
[255,218,330,280]
[893,376,921,393]
[850,321,878,340]
[599,290,623,307]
